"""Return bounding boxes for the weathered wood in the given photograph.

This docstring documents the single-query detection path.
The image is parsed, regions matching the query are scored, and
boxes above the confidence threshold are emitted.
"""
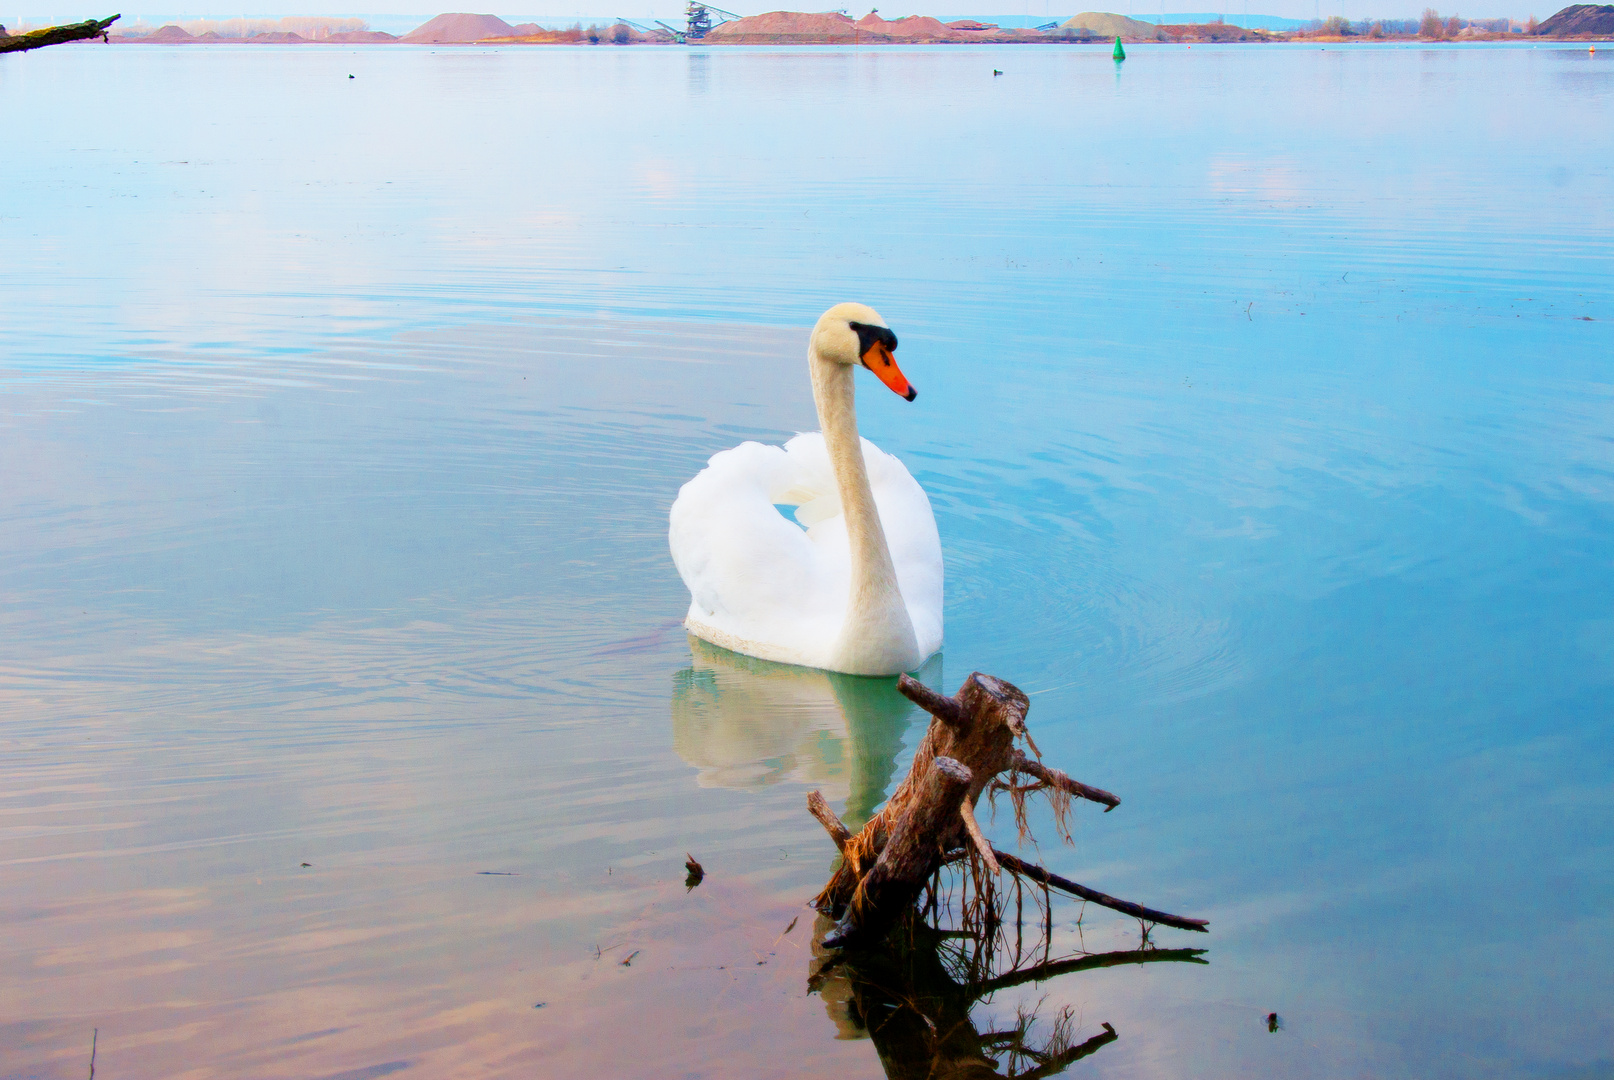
[0,15,119,53]
[822,755,972,948]
[992,849,1209,933]
[813,672,1027,916]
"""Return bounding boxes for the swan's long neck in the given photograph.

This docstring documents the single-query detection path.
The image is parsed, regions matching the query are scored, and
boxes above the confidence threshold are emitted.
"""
[810,351,919,673]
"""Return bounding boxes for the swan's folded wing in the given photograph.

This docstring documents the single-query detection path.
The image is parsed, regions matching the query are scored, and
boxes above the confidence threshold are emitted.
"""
[777,433,842,529]
[669,441,844,656]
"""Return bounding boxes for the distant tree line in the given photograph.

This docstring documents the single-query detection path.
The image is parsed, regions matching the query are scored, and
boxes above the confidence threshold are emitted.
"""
[1297,10,1533,36]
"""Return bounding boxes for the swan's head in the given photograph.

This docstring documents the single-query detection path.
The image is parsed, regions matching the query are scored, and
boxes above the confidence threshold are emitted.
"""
[810,302,915,402]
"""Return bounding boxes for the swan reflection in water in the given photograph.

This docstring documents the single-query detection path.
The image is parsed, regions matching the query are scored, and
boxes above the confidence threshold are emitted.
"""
[670,637,942,828]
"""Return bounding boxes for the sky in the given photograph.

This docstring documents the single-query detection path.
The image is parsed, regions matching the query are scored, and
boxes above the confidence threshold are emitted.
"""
[9,1,1541,36]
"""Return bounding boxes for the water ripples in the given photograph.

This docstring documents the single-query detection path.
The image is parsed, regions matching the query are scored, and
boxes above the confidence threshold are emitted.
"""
[2,43,1612,1080]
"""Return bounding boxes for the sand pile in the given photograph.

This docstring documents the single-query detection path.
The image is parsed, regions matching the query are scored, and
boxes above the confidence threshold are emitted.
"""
[400,12,517,42]
[144,24,195,41]
[114,21,398,42]
[482,22,656,43]
[1536,3,1614,34]
[854,13,954,39]
[941,19,1045,39]
[705,11,859,42]
[1059,11,1162,39]
[1156,20,1265,40]
[708,10,1044,42]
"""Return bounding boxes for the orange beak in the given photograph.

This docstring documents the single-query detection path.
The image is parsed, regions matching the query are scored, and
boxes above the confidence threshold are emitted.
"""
[861,339,916,401]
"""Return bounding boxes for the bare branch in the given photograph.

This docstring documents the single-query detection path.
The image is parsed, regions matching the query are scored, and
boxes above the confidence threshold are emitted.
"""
[1008,749,1121,811]
[807,790,851,853]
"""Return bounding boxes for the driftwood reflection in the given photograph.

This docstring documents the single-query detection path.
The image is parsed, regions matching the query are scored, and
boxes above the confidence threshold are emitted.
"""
[671,638,941,827]
[809,914,1206,1080]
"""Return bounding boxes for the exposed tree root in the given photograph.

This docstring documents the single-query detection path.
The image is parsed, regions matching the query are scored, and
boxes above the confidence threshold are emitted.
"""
[808,671,1206,948]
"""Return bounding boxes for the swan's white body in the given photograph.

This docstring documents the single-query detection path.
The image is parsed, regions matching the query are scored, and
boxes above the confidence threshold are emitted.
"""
[669,304,943,676]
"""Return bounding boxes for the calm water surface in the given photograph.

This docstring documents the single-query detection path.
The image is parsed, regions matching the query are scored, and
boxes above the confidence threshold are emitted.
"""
[2,41,1611,1079]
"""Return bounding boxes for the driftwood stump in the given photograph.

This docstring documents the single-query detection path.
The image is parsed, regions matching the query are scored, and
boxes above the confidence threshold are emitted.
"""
[0,15,119,53]
[808,672,1206,947]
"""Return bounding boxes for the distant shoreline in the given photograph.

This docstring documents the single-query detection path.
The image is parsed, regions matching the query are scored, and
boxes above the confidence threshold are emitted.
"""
[97,35,1614,44]
[86,5,1614,46]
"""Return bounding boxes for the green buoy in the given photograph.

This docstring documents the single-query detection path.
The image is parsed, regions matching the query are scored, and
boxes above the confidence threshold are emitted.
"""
[1113,35,1126,60]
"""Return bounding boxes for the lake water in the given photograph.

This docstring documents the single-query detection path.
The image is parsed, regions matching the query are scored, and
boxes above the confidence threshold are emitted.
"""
[2,39,1611,1080]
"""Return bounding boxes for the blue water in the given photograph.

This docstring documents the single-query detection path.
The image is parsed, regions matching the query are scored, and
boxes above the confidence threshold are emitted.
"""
[1,41,1611,1079]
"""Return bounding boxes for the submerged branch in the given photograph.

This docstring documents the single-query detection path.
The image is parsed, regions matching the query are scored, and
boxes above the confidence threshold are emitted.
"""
[979,947,1208,994]
[992,849,1209,933]
[1019,1022,1118,1080]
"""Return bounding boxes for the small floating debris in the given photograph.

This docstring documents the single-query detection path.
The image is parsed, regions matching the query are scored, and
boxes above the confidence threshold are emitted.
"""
[477,871,518,876]
[1113,35,1126,60]
[300,862,312,868]
[620,949,640,966]
[684,853,705,890]
[992,68,1002,75]
[1267,1012,1282,1032]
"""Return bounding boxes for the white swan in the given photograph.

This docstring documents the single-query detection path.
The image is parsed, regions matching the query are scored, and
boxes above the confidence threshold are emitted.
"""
[669,303,943,676]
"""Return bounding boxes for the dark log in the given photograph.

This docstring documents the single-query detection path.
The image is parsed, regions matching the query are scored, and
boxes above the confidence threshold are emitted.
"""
[992,849,1209,933]
[822,756,972,948]
[0,15,120,53]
